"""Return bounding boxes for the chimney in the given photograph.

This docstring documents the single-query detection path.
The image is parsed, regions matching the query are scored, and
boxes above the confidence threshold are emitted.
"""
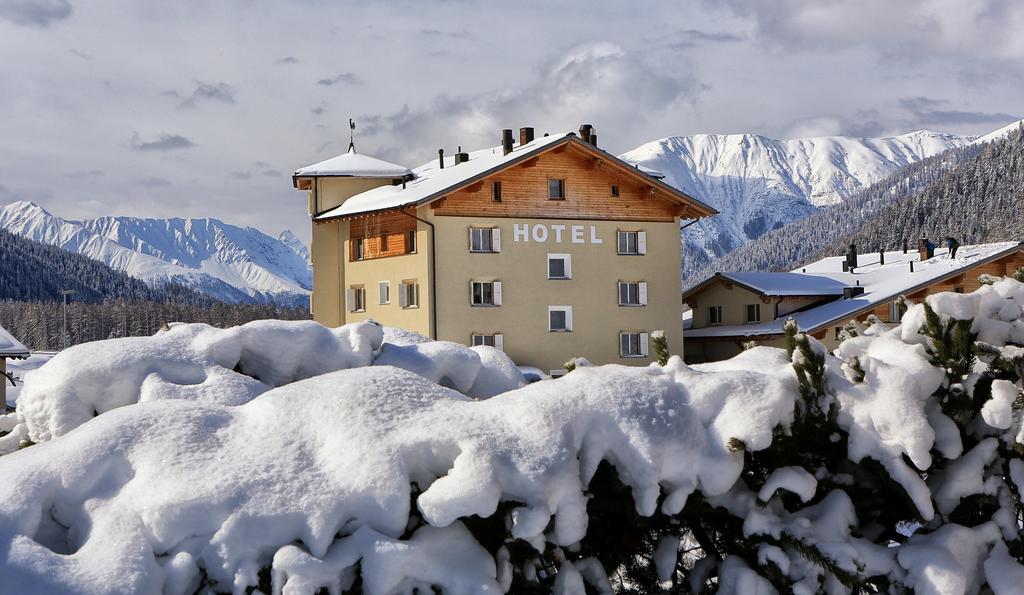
[438,148,445,169]
[918,237,932,261]
[501,129,514,155]
[519,127,535,146]
[879,250,885,265]
[902,238,908,254]
[590,133,598,148]
[453,145,469,165]
[843,286,865,299]
[579,124,594,145]
[846,243,858,271]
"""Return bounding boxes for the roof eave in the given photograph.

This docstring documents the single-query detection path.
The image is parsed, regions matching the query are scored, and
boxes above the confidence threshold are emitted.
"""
[316,135,578,222]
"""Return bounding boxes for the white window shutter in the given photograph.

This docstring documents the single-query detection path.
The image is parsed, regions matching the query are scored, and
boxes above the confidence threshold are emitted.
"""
[494,333,504,351]
[413,283,419,307]
[565,255,572,279]
[469,281,476,305]
[565,307,573,331]
[492,228,501,252]
[640,332,650,356]
[468,227,474,251]
[639,282,648,305]
[493,281,502,306]
[399,285,408,308]
[347,288,356,312]
[379,281,388,304]
[637,231,647,255]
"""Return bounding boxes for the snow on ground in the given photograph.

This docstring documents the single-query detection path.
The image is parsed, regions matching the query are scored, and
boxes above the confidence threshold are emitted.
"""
[1,278,1023,593]
[2,353,54,407]
[0,320,525,452]
[0,352,796,594]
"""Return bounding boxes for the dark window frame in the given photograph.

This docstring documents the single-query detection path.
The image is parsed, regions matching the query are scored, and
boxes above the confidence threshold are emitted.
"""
[547,179,565,200]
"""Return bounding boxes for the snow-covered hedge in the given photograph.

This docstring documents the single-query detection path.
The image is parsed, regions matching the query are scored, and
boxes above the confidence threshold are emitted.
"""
[0,320,525,452]
[0,277,1022,594]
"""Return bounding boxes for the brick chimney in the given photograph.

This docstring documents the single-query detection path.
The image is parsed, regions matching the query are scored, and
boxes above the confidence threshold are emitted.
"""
[519,127,534,146]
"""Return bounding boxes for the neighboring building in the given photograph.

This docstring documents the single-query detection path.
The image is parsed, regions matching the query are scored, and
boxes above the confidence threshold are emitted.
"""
[293,125,717,373]
[0,325,29,410]
[683,241,1024,362]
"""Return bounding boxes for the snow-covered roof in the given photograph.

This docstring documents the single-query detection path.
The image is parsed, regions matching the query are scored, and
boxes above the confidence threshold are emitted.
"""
[315,133,717,220]
[294,146,412,180]
[716,272,848,297]
[686,242,1023,339]
[0,325,28,359]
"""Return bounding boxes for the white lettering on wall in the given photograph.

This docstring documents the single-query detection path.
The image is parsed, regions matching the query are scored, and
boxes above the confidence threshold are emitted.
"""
[510,223,606,245]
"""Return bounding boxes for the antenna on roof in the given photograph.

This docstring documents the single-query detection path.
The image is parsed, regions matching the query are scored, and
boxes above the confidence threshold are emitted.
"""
[348,118,356,152]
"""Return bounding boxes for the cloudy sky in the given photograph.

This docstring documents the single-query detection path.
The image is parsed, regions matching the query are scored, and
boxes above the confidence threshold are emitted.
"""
[1,0,1020,243]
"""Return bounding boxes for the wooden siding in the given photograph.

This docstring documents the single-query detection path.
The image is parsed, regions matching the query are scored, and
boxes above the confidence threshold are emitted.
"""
[348,211,417,261]
[430,146,681,221]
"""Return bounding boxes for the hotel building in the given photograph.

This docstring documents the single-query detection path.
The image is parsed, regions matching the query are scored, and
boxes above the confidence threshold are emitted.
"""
[292,125,717,373]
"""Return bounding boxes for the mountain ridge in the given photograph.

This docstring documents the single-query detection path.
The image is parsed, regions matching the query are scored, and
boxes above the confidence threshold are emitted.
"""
[0,201,311,306]
[620,128,976,275]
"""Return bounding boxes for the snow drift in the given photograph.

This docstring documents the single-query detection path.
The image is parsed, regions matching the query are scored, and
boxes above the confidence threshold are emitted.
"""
[0,320,525,452]
[0,351,796,594]
[1,277,1023,593]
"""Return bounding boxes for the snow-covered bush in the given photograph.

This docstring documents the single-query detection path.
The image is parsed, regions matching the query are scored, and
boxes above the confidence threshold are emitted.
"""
[0,277,1023,593]
[0,320,525,452]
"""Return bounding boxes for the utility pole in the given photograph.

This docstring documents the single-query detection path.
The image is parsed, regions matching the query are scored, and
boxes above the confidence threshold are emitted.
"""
[61,289,75,350]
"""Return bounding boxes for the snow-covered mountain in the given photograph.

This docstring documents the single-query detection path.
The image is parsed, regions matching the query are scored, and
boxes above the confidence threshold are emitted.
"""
[0,201,311,306]
[620,129,974,271]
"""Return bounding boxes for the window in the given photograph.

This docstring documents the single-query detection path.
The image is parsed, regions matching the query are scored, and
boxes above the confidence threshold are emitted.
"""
[835,327,843,341]
[745,304,761,323]
[619,331,650,358]
[888,301,905,322]
[547,254,571,279]
[399,281,419,308]
[548,306,573,332]
[405,230,417,254]
[547,179,565,200]
[469,227,500,253]
[954,287,964,293]
[549,369,567,378]
[347,286,366,312]
[611,184,619,197]
[618,281,648,306]
[380,234,388,252]
[471,333,504,351]
[708,305,722,325]
[492,181,502,202]
[353,238,365,261]
[378,281,390,305]
[470,281,502,306]
[616,230,646,255]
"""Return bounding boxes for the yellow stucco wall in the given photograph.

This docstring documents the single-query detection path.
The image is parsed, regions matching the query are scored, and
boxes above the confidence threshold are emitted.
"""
[307,177,396,327]
[687,282,767,327]
[426,212,683,372]
[341,221,433,337]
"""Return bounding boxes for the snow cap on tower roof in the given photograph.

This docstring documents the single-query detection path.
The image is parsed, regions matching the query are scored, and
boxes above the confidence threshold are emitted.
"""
[293,146,412,181]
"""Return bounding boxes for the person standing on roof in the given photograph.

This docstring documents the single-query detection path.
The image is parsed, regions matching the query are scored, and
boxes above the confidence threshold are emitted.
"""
[945,237,960,259]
